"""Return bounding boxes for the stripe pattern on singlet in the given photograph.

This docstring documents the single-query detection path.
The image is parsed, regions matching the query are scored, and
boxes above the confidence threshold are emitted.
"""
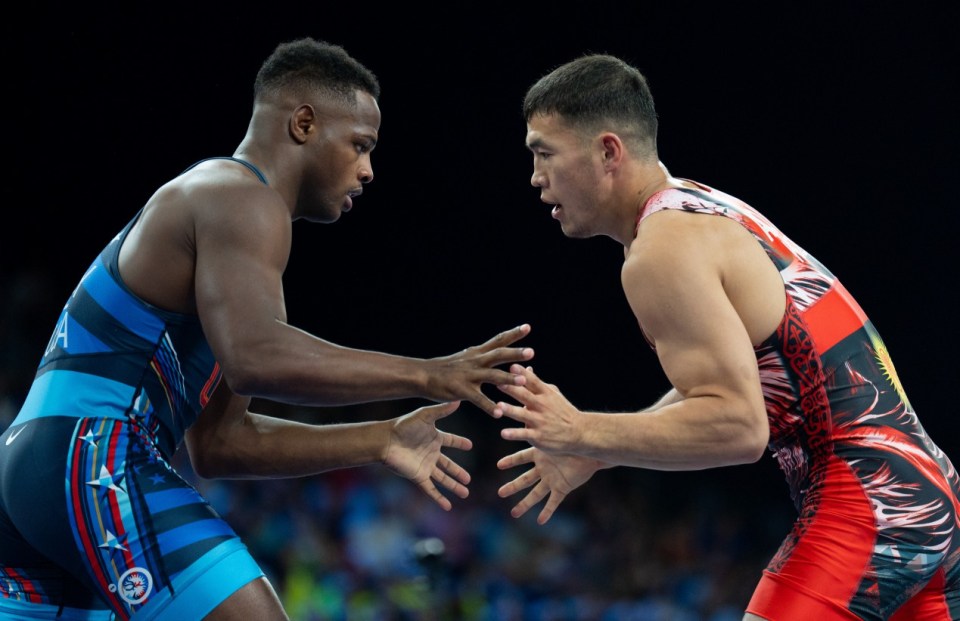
[14,157,267,458]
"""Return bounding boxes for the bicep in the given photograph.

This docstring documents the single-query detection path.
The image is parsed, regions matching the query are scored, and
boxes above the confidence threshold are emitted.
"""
[623,233,762,407]
[193,190,292,364]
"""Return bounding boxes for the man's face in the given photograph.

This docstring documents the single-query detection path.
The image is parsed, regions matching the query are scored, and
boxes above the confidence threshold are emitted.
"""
[525,113,603,238]
[302,90,381,223]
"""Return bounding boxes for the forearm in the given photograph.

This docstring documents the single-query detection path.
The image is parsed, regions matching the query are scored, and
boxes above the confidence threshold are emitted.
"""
[226,322,428,406]
[577,395,767,470]
[196,411,393,479]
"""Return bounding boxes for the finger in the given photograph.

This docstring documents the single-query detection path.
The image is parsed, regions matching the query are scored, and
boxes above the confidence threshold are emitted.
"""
[510,481,550,519]
[518,365,551,395]
[481,346,535,369]
[419,481,454,511]
[497,467,539,497]
[480,324,532,351]
[501,425,535,443]
[441,431,472,452]
[496,402,531,425]
[469,393,501,418]
[419,401,461,423]
[537,490,566,525]
[495,382,533,404]
[439,453,471,485]
[492,396,530,419]
[496,447,536,470]
[471,360,527,386]
[502,365,545,396]
[432,464,469,498]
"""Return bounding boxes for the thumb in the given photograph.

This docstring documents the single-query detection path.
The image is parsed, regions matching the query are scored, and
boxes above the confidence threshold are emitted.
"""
[420,400,461,422]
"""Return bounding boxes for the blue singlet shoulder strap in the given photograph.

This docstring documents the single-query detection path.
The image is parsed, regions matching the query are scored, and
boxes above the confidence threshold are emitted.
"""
[180,156,268,185]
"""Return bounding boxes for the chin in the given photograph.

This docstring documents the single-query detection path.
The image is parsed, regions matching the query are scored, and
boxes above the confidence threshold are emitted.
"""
[302,210,341,224]
[559,222,583,238]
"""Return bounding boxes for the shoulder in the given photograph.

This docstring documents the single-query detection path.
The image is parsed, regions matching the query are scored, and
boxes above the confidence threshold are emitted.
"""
[632,206,722,262]
[639,187,725,222]
[175,159,274,199]
[624,205,752,297]
[140,161,293,257]
[167,161,289,226]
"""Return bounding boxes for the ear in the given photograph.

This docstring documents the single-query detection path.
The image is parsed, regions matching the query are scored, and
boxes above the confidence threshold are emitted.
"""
[599,132,625,172]
[289,104,316,144]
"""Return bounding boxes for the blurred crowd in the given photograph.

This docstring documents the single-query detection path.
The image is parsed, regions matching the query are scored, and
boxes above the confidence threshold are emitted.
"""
[173,439,783,621]
[1,268,792,621]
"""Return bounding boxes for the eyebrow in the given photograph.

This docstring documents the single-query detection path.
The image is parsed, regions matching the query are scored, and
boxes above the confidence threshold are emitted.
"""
[526,137,546,151]
[357,131,378,147]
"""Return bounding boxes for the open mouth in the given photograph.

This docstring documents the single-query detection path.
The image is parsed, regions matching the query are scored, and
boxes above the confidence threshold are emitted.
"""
[344,189,363,212]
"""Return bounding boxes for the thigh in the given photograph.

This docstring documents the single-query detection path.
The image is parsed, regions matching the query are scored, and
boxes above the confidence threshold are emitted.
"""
[1,417,110,612]
[3,416,270,621]
[202,577,288,621]
[749,452,958,620]
[65,417,269,620]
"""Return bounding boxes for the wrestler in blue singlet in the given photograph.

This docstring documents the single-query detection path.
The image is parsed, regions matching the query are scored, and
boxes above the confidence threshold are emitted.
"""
[0,158,268,621]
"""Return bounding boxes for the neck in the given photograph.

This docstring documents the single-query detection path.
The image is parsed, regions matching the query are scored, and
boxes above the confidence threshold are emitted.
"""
[613,159,671,247]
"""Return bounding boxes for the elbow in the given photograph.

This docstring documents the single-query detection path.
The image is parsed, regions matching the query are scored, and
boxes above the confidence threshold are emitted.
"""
[189,442,245,480]
[739,438,768,464]
[185,426,235,480]
[213,326,295,398]
[735,411,770,464]
[224,368,260,397]
[218,350,273,397]
[189,454,219,480]
[187,441,226,480]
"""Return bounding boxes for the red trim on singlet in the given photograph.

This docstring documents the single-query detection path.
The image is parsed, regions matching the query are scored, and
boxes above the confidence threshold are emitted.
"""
[747,454,876,619]
[199,362,221,408]
[69,421,117,609]
[3,567,42,604]
[801,281,869,353]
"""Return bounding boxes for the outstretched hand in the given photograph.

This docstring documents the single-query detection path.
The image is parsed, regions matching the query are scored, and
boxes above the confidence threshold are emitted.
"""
[497,446,601,524]
[494,364,582,453]
[427,324,535,417]
[494,365,602,524]
[383,401,473,511]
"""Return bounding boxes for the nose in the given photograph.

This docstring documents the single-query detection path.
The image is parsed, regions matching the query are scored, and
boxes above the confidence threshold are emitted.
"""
[530,167,545,188]
[359,160,373,184]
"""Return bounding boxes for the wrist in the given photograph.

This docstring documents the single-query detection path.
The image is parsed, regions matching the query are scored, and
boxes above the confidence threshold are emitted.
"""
[377,418,399,465]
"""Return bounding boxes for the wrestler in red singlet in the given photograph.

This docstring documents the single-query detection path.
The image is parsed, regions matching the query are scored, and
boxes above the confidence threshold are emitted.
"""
[639,182,960,620]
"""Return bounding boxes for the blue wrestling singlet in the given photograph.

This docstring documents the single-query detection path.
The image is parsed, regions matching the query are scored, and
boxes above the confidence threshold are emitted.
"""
[0,158,269,620]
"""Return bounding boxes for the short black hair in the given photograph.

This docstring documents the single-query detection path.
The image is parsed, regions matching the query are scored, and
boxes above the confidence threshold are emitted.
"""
[254,37,380,105]
[523,54,658,155]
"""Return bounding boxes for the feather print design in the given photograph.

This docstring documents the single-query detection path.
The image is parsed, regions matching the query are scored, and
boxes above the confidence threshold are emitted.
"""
[637,183,959,612]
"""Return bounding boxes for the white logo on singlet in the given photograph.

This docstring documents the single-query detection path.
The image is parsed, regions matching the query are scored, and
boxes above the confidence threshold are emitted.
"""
[4,426,26,446]
[112,567,153,605]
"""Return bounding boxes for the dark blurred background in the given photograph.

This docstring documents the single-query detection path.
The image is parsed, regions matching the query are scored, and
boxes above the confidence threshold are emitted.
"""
[2,3,957,619]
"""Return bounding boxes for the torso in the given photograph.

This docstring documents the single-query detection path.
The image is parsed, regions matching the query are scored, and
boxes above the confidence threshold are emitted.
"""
[11,157,271,454]
[635,181,959,512]
[119,157,270,314]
